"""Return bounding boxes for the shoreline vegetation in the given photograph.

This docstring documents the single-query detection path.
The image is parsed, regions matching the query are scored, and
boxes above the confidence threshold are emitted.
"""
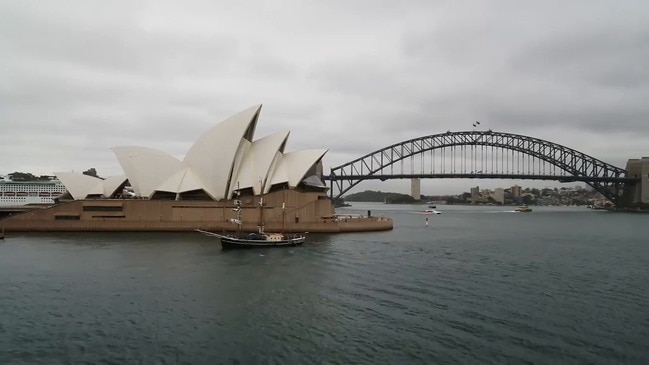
[340,188,613,207]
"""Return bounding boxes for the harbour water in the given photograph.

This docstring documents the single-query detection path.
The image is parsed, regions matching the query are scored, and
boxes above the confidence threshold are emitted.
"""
[1,203,647,364]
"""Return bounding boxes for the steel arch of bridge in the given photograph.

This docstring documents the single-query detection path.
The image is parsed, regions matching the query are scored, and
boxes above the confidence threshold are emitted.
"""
[326,131,630,204]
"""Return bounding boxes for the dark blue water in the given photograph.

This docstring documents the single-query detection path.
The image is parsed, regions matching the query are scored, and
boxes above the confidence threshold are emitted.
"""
[1,204,647,364]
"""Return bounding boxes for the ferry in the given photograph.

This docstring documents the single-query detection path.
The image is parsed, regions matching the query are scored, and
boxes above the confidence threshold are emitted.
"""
[0,175,67,207]
[514,205,533,213]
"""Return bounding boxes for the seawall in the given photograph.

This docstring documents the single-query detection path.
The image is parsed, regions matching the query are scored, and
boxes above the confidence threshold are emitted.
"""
[0,191,393,233]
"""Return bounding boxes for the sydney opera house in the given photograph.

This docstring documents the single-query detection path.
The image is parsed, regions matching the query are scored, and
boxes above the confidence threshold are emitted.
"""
[1,105,392,233]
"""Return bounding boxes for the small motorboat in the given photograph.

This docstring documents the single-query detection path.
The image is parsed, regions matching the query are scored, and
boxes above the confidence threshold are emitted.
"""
[423,209,441,215]
[514,205,532,212]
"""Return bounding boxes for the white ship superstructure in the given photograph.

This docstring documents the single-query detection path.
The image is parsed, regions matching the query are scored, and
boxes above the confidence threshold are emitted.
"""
[0,175,67,206]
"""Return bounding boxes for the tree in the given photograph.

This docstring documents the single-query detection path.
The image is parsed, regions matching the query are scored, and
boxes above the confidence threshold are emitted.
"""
[446,196,464,204]
[521,195,536,205]
[8,172,37,181]
[83,168,99,178]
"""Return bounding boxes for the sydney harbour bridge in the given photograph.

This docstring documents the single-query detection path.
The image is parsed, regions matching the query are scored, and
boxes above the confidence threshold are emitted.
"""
[324,130,646,207]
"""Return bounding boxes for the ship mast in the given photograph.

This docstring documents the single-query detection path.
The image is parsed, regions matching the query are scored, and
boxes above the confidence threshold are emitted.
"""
[232,183,242,233]
[281,202,286,234]
[258,196,264,233]
[257,178,265,234]
[281,186,287,234]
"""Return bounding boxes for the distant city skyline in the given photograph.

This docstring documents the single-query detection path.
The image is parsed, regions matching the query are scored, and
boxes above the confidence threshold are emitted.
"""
[344,179,591,197]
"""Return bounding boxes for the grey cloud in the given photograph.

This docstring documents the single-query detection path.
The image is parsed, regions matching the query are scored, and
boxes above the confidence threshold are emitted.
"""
[510,28,649,88]
[1,0,648,194]
[1,1,239,77]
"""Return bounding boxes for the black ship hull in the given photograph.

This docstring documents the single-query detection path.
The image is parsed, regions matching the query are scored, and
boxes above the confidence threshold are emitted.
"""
[195,229,305,250]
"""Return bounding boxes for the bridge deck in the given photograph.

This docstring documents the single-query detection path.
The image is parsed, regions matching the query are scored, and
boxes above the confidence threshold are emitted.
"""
[324,173,637,184]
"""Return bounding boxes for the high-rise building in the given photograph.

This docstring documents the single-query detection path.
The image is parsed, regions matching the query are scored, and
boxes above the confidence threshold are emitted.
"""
[493,188,505,204]
[470,186,480,198]
[411,178,421,200]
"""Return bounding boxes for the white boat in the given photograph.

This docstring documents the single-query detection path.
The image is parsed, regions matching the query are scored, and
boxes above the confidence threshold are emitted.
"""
[423,209,441,215]
[0,175,67,207]
[514,205,532,212]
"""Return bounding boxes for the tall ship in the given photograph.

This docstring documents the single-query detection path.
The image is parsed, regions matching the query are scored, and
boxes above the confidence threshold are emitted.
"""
[0,175,67,207]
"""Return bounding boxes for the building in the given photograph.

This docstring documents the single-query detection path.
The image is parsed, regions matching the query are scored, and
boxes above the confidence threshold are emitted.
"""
[411,178,421,200]
[470,186,480,199]
[511,185,522,199]
[0,105,392,233]
[493,188,505,204]
[55,105,327,201]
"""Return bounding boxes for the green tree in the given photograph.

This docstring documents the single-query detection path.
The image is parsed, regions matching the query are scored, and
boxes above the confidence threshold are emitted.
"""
[521,195,536,205]
[8,172,37,181]
[83,168,99,178]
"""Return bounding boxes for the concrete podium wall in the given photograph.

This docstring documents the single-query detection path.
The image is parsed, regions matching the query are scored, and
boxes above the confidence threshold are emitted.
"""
[0,189,393,233]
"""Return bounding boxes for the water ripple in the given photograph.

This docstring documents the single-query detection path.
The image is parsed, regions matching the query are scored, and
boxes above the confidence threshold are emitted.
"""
[1,210,648,364]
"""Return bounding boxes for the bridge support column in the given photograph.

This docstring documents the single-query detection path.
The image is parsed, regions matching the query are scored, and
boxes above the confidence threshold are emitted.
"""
[411,178,421,201]
[622,157,649,207]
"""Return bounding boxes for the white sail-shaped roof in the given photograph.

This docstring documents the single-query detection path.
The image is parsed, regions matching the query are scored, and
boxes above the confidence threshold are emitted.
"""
[102,175,128,197]
[57,105,335,202]
[184,104,262,200]
[268,149,328,188]
[227,139,252,198]
[153,167,205,194]
[112,146,184,198]
[54,172,127,200]
[55,172,103,199]
[231,131,290,196]
[265,154,289,193]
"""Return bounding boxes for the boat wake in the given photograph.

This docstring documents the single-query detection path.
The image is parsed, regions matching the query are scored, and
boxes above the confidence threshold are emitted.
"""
[420,209,442,215]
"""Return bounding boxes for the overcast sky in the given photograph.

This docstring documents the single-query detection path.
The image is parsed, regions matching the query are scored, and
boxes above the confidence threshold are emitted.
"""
[1,0,648,195]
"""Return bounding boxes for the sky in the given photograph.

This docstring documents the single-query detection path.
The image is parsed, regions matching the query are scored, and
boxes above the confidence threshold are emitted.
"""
[1,0,648,195]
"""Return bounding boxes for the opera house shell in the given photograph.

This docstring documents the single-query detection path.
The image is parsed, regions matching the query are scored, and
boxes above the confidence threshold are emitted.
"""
[54,105,327,202]
[1,105,392,233]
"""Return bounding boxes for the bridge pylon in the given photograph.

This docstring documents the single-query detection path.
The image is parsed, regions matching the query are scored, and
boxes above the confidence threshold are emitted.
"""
[621,157,649,207]
[411,178,421,201]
